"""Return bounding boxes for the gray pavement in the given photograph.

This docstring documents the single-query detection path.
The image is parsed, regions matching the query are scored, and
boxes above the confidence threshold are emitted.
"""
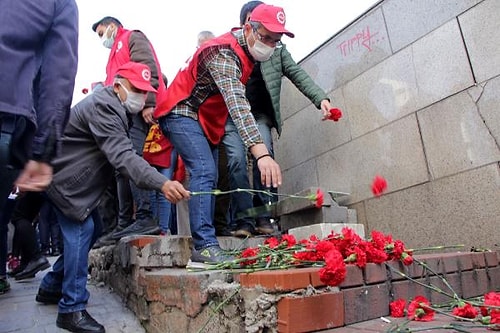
[0,257,145,333]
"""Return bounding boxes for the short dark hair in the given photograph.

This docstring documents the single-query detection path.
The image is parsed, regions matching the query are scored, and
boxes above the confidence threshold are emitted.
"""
[239,1,264,26]
[92,16,122,32]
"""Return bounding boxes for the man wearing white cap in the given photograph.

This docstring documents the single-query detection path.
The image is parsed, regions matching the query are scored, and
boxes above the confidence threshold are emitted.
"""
[35,62,189,333]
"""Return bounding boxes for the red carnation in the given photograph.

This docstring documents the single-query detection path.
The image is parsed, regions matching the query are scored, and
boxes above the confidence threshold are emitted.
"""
[314,189,324,208]
[452,303,478,319]
[264,237,280,249]
[390,299,407,317]
[327,108,342,122]
[407,296,434,321]
[82,88,89,94]
[401,252,414,266]
[281,234,297,248]
[318,249,347,286]
[371,175,387,197]
[239,247,259,267]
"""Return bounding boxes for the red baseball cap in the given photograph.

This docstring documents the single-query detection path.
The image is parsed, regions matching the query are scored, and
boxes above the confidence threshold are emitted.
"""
[250,4,294,38]
[115,62,157,92]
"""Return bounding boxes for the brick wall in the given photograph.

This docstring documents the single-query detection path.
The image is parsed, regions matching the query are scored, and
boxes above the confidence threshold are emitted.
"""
[239,251,500,332]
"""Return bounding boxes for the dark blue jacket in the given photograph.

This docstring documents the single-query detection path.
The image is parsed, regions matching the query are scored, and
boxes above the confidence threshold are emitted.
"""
[0,0,78,161]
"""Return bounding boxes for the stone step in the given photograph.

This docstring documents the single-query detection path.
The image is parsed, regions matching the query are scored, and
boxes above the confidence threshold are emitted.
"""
[288,223,366,240]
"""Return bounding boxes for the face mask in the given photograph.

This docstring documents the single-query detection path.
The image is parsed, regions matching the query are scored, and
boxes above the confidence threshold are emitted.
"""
[247,35,275,62]
[117,82,146,114]
[101,26,116,49]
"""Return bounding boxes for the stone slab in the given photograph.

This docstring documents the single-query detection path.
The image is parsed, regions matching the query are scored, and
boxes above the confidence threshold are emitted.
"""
[280,206,349,232]
[288,223,366,241]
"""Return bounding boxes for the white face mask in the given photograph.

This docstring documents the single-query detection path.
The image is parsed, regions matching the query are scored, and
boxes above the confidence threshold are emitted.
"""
[247,34,275,62]
[116,82,146,114]
[101,26,116,49]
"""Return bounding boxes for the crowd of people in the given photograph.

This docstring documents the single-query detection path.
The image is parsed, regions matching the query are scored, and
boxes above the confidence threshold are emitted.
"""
[0,1,335,332]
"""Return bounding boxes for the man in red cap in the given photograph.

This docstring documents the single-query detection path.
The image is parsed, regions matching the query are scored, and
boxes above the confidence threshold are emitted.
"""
[35,62,189,333]
[218,2,334,238]
[154,3,289,266]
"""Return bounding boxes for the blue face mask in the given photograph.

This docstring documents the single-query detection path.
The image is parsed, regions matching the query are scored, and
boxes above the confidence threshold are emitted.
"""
[101,26,115,49]
[116,82,146,114]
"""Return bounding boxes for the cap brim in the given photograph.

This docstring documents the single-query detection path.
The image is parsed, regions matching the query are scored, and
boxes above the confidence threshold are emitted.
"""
[129,79,157,93]
[261,23,295,38]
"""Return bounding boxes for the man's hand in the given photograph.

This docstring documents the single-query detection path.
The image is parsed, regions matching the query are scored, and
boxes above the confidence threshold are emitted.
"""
[142,107,157,125]
[256,155,282,188]
[250,143,282,188]
[15,160,53,192]
[320,99,333,121]
[161,180,190,203]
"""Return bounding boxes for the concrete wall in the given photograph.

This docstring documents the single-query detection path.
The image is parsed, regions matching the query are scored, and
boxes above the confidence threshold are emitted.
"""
[276,0,500,250]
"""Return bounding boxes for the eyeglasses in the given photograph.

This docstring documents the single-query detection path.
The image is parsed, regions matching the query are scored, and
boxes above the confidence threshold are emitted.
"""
[252,28,282,47]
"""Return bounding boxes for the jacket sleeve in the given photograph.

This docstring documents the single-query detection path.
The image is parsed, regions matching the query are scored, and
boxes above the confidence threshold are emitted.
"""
[280,46,329,109]
[89,105,167,192]
[32,0,79,162]
[128,30,160,108]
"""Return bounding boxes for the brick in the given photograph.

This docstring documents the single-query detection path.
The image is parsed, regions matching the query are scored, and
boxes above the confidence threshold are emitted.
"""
[239,268,312,292]
[364,263,387,284]
[428,273,462,304]
[277,292,344,332]
[124,235,159,248]
[485,251,499,267]
[343,284,390,324]
[307,267,326,288]
[339,265,364,288]
[470,252,487,269]
[391,278,430,301]
[456,253,474,271]
[385,261,407,281]
[487,266,500,291]
[142,269,228,317]
[461,270,490,299]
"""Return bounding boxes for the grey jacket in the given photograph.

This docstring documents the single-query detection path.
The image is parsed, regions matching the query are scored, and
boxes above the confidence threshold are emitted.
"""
[260,45,329,135]
[46,87,167,222]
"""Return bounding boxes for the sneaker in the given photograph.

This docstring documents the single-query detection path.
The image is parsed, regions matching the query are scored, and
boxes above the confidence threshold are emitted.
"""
[188,246,235,269]
[0,277,10,294]
[255,218,274,235]
[110,218,160,240]
[234,223,254,238]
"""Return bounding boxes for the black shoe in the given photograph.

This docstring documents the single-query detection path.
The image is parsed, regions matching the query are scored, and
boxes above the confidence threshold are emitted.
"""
[14,256,51,281]
[92,234,117,249]
[36,288,62,305]
[255,218,274,235]
[7,263,26,277]
[234,223,255,238]
[51,248,61,257]
[56,310,105,333]
[215,226,234,237]
[110,218,160,240]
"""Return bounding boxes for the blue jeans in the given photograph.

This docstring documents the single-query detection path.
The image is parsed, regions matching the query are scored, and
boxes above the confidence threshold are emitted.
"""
[128,114,153,222]
[251,114,277,215]
[159,114,219,250]
[40,208,102,313]
[150,149,177,233]
[222,117,255,228]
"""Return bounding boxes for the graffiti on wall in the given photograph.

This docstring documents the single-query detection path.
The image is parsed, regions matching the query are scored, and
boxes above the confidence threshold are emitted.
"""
[337,26,383,57]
